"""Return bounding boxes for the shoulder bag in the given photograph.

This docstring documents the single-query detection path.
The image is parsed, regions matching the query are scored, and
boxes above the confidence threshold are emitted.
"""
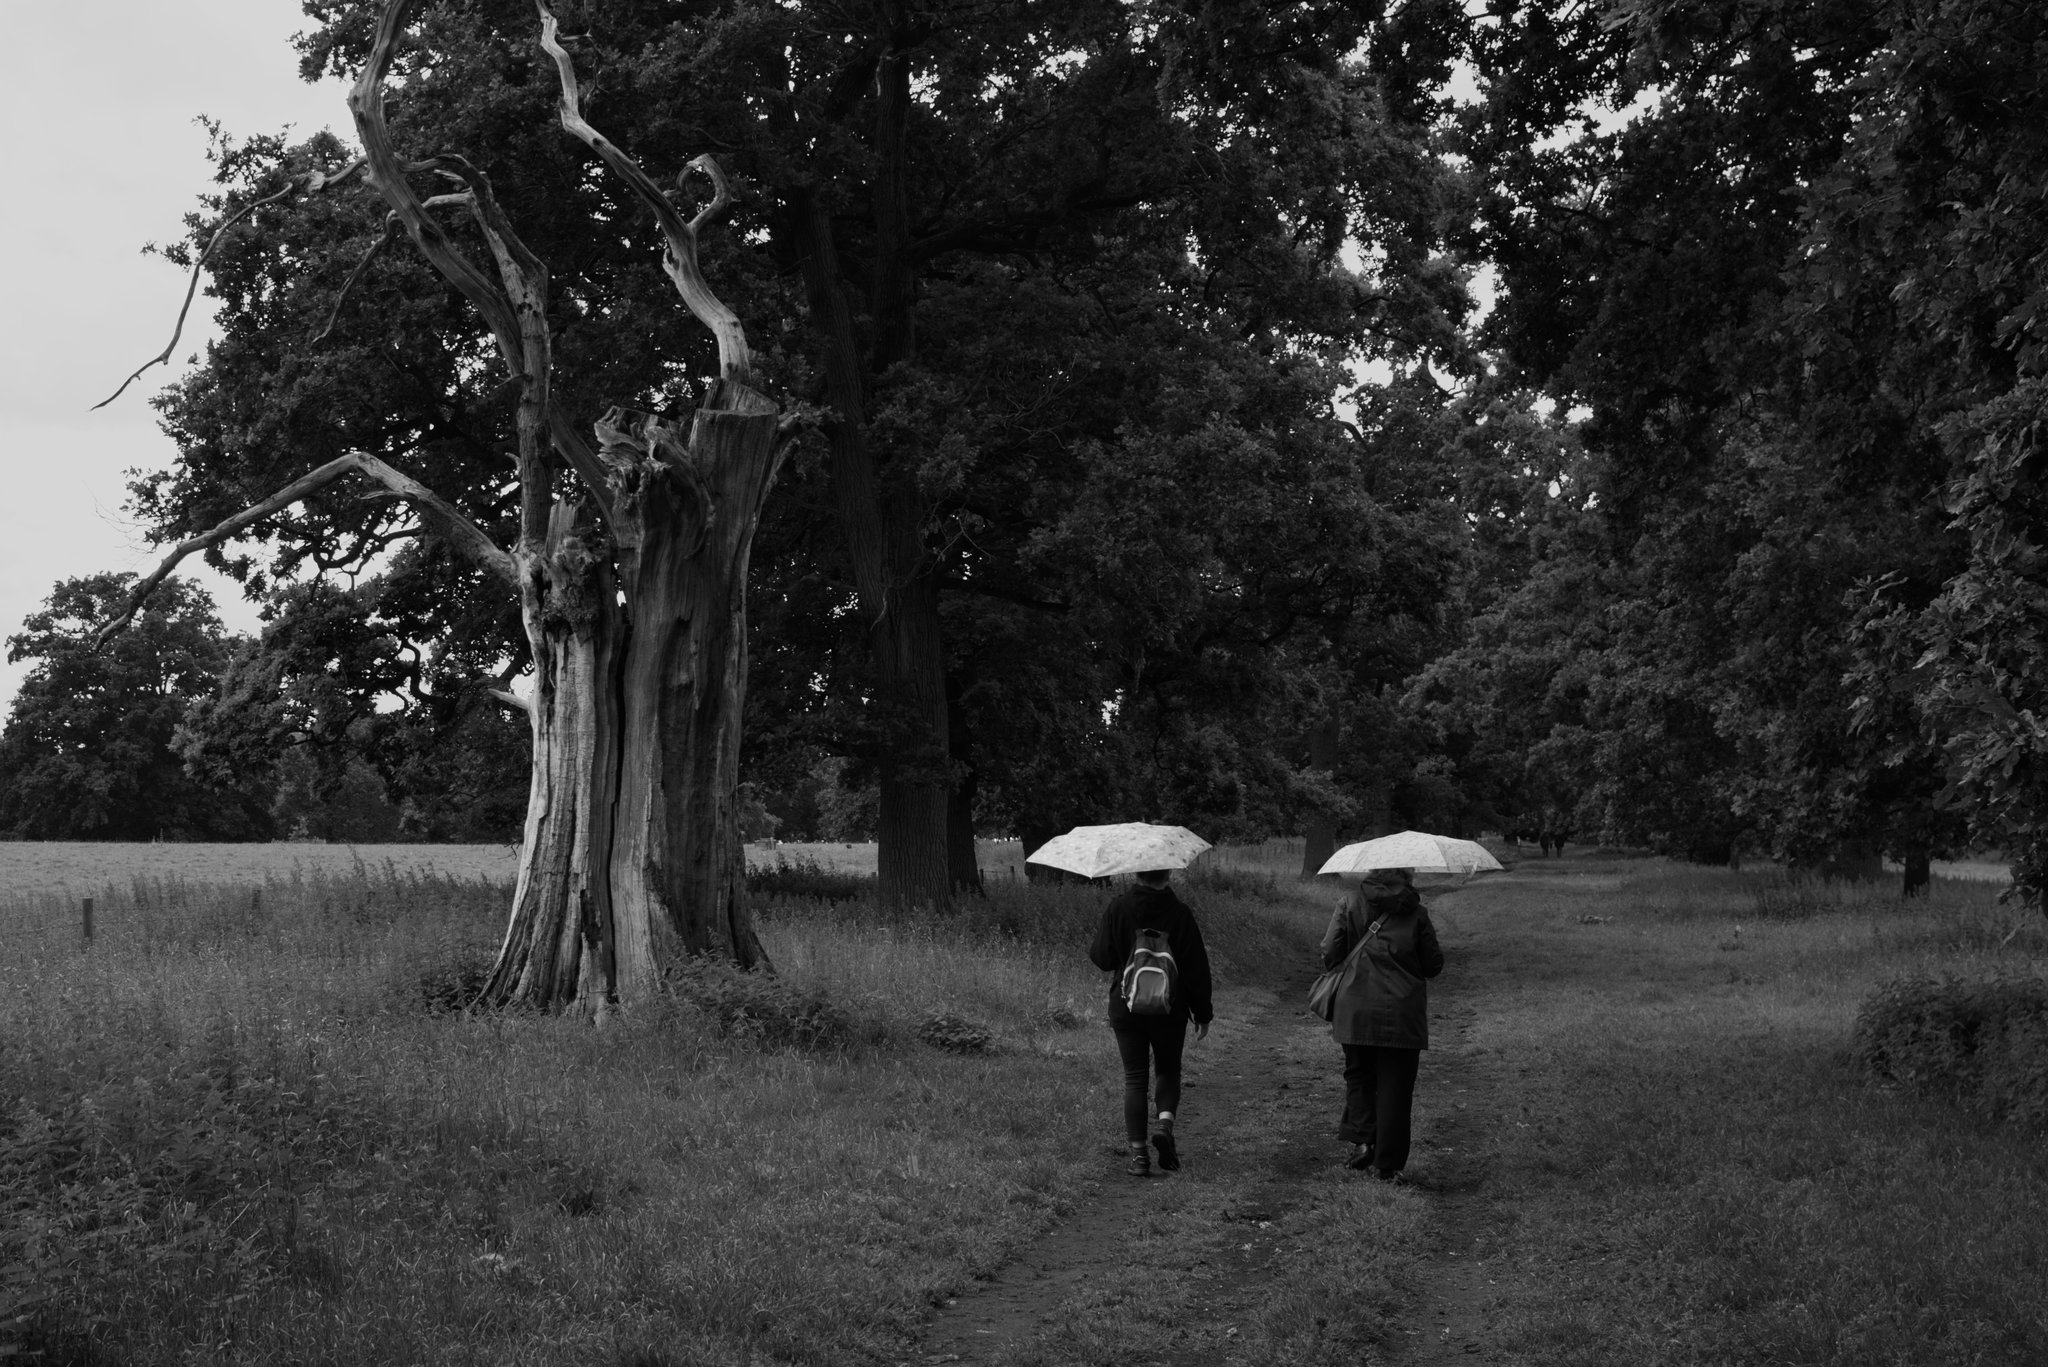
[1307,911,1386,1022]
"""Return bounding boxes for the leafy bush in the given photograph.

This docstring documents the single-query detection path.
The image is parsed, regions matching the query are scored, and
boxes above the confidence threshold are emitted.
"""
[916,1010,994,1053]
[665,954,859,1051]
[747,855,873,904]
[1853,975,2048,1127]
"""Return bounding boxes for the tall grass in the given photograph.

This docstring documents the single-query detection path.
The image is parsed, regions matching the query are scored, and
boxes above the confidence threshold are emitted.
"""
[0,861,1297,1366]
[1437,859,2048,1367]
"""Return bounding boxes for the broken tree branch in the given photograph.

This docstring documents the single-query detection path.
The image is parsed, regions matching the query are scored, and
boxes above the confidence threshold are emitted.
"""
[355,0,596,545]
[95,160,365,409]
[313,212,403,344]
[538,5,752,384]
[95,450,519,644]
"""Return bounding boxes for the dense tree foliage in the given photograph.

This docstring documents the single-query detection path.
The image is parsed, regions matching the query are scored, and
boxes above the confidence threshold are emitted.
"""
[1420,0,2045,883]
[0,576,271,840]
[70,0,2048,921]
[131,0,1476,904]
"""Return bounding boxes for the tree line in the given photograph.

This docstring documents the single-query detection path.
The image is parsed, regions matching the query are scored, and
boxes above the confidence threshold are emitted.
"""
[3,0,2042,1000]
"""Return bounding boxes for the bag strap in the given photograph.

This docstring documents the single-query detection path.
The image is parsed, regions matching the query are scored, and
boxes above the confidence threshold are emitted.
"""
[1331,911,1384,975]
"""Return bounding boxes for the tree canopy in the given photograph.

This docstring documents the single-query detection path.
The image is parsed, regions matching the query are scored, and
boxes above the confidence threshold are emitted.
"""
[52,0,2048,921]
[126,0,1476,895]
[0,575,270,840]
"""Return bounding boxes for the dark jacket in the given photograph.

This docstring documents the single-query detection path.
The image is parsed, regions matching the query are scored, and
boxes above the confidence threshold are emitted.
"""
[1319,885,1444,1048]
[1089,883,1215,1027]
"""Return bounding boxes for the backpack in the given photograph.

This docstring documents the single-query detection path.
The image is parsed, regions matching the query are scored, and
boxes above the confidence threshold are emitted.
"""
[1122,927,1178,1015]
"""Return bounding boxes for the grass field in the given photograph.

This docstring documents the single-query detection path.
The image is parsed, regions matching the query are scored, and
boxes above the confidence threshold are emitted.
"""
[2,844,2042,1365]
[0,838,1049,900]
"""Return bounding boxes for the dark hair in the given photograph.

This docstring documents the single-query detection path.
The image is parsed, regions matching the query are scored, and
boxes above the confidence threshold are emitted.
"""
[1136,869,1172,886]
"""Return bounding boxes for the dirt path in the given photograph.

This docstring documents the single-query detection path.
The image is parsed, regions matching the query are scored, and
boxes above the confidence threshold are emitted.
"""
[913,884,1518,1367]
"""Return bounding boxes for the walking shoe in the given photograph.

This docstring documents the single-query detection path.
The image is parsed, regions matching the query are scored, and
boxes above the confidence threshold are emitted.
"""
[1345,1144,1375,1171]
[1151,1132,1180,1172]
[1126,1144,1151,1177]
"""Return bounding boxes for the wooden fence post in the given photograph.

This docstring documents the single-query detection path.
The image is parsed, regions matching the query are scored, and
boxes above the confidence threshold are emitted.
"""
[82,896,94,946]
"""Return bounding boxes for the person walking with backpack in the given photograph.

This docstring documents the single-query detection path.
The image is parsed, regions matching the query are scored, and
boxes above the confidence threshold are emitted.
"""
[1321,866,1444,1182]
[1089,868,1214,1177]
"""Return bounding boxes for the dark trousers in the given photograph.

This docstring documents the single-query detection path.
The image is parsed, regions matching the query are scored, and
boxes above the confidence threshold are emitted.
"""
[1112,1016,1187,1144]
[1339,1044,1422,1173]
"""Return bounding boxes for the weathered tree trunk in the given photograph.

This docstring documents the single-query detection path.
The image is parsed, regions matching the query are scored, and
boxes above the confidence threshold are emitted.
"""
[482,389,782,1012]
[601,390,781,982]
[1300,716,1340,878]
[484,499,623,1009]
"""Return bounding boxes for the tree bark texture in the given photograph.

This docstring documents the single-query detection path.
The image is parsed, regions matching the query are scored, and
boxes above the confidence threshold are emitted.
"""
[786,184,956,908]
[945,672,984,894]
[487,499,624,1009]
[601,389,780,983]
[482,392,781,1010]
[1301,717,1340,878]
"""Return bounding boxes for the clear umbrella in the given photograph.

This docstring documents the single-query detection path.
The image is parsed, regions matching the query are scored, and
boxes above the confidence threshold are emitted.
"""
[1317,830,1504,878]
[1025,822,1213,880]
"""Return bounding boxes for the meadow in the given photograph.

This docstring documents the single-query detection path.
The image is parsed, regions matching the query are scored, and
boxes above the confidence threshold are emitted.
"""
[0,839,1015,900]
[1423,858,2048,1365]
[1,844,2043,1366]
[0,844,1301,1366]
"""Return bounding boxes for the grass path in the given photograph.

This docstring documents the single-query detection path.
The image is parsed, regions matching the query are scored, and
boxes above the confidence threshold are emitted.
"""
[913,883,1434,1367]
[907,858,2048,1367]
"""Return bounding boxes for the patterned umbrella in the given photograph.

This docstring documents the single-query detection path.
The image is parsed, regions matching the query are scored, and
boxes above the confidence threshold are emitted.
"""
[1317,830,1504,878]
[1025,823,1213,879]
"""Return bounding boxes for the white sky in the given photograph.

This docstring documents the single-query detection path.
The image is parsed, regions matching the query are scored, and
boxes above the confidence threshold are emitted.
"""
[0,1,349,713]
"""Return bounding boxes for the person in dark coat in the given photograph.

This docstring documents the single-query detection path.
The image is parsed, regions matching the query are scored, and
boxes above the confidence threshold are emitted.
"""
[1320,866,1444,1181]
[1088,869,1214,1176]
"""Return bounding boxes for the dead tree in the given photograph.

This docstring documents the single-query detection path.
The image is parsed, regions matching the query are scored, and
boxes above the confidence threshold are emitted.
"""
[99,0,788,1013]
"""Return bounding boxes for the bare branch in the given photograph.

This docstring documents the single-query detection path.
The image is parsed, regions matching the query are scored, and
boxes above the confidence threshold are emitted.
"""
[96,450,519,644]
[355,0,590,545]
[351,3,527,372]
[94,160,366,409]
[313,212,402,344]
[488,688,532,712]
[685,154,734,236]
[537,5,752,383]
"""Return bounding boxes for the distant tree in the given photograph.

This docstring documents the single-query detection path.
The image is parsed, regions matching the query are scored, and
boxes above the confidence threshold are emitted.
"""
[175,579,528,843]
[0,574,271,840]
[1822,0,2048,906]
[1443,0,1973,880]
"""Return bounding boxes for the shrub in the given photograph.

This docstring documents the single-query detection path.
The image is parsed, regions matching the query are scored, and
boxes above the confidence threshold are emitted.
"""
[916,1011,994,1053]
[747,855,872,904]
[665,955,858,1051]
[1853,975,2048,1128]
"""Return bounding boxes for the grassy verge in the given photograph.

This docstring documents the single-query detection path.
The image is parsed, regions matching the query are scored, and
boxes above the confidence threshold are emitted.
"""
[1435,857,2048,1366]
[0,859,1292,1366]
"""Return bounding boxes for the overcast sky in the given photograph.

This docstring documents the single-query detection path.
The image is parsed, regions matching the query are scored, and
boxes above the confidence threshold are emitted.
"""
[0,2,349,713]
